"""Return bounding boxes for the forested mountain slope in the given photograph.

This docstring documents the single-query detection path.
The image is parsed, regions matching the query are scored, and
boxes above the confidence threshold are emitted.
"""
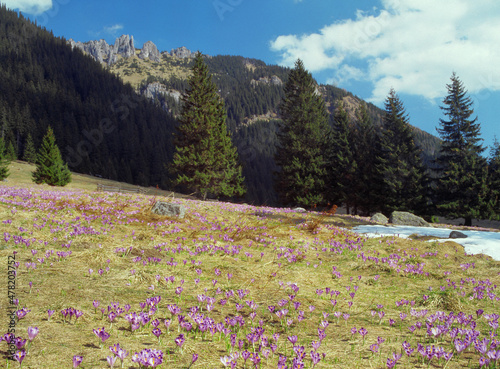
[0,6,441,205]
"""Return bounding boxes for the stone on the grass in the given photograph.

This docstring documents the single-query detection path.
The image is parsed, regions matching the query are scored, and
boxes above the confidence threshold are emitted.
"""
[292,207,306,213]
[389,211,429,227]
[151,201,185,218]
[449,231,467,239]
[371,213,388,224]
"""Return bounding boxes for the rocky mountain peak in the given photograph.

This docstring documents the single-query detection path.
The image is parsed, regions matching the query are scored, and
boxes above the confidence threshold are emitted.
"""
[113,34,135,58]
[68,34,137,65]
[138,41,161,62]
[168,46,195,59]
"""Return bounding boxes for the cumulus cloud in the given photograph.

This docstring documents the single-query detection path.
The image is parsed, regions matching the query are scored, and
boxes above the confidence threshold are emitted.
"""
[3,0,53,15]
[270,0,500,103]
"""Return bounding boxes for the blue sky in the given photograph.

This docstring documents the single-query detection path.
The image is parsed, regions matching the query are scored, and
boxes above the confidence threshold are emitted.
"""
[5,0,500,152]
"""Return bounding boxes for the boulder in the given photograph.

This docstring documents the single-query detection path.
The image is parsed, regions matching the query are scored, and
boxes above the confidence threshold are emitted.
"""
[449,231,467,239]
[371,213,388,224]
[292,207,306,213]
[389,211,429,227]
[151,201,185,218]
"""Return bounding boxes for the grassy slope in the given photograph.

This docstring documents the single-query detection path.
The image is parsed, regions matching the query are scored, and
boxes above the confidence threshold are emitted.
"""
[108,53,192,89]
[0,162,499,369]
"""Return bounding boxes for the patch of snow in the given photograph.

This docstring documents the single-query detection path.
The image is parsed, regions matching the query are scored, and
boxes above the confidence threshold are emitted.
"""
[352,225,500,261]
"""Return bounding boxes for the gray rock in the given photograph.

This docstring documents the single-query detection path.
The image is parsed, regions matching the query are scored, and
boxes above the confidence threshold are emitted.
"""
[169,46,195,59]
[68,35,135,65]
[292,207,306,213]
[113,35,135,59]
[449,231,467,239]
[250,75,283,87]
[389,211,429,227]
[69,38,113,64]
[138,41,161,62]
[151,201,185,218]
[371,213,388,224]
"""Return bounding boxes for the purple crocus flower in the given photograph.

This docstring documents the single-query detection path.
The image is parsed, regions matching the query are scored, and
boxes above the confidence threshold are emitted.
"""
[107,355,117,368]
[386,358,396,368]
[175,334,185,348]
[152,328,162,338]
[14,350,26,365]
[27,326,39,341]
[73,355,83,368]
[14,337,27,349]
[288,335,298,345]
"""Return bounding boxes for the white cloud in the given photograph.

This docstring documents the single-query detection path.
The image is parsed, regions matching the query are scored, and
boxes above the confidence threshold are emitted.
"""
[103,24,124,36]
[270,0,500,103]
[3,0,53,15]
[89,24,124,39]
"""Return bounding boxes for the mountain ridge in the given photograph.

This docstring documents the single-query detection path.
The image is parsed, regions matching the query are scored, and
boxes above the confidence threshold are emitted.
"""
[0,5,441,206]
[68,34,441,205]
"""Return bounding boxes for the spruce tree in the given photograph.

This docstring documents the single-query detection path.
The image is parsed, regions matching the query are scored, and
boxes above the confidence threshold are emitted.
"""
[170,52,245,200]
[327,102,356,210]
[488,140,500,218]
[23,133,37,163]
[6,141,17,161]
[32,126,71,186]
[275,59,330,207]
[0,137,9,180]
[435,73,489,226]
[376,89,427,215]
[349,103,381,215]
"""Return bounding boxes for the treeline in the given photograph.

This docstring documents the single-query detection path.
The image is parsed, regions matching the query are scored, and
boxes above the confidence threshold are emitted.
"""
[274,60,500,224]
[0,5,177,188]
[138,54,440,205]
[1,5,447,210]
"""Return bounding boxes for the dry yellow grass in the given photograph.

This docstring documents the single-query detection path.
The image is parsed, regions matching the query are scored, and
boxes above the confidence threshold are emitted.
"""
[0,162,499,369]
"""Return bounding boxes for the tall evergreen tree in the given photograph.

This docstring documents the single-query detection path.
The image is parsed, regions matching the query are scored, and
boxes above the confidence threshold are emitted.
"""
[23,133,37,163]
[275,59,331,207]
[488,139,500,218]
[435,73,489,226]
[349,103,381,215]
[0,137,9,180]
[32,126,71,186]
[327,102,356,210]
[5,141,17,161]
[170,52,245,200]
[376,89,427,214]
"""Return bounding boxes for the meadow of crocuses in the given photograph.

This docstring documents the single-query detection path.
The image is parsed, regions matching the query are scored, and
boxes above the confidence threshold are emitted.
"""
[1,179,499,368]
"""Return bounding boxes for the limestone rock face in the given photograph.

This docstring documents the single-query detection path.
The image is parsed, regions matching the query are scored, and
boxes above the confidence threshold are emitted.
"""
[449,231,467,239]
[113,34,135,59]
[151,201,185,218]
[169,46,195,59]
[250,75,283,87]
[68,35,135,65]
[139,41,161,62]
[389,211,429,227]
[69,38,113,64]
[371,213,388,224]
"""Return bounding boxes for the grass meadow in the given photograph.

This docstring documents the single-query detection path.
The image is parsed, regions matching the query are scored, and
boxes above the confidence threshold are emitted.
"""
[0,161,499,369]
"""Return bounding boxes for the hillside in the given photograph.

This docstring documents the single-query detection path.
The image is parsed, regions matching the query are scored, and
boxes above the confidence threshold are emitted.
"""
[0,6,441,206]
[0,163,498,369]
[73,34,441,204]
[0,6,177,189]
